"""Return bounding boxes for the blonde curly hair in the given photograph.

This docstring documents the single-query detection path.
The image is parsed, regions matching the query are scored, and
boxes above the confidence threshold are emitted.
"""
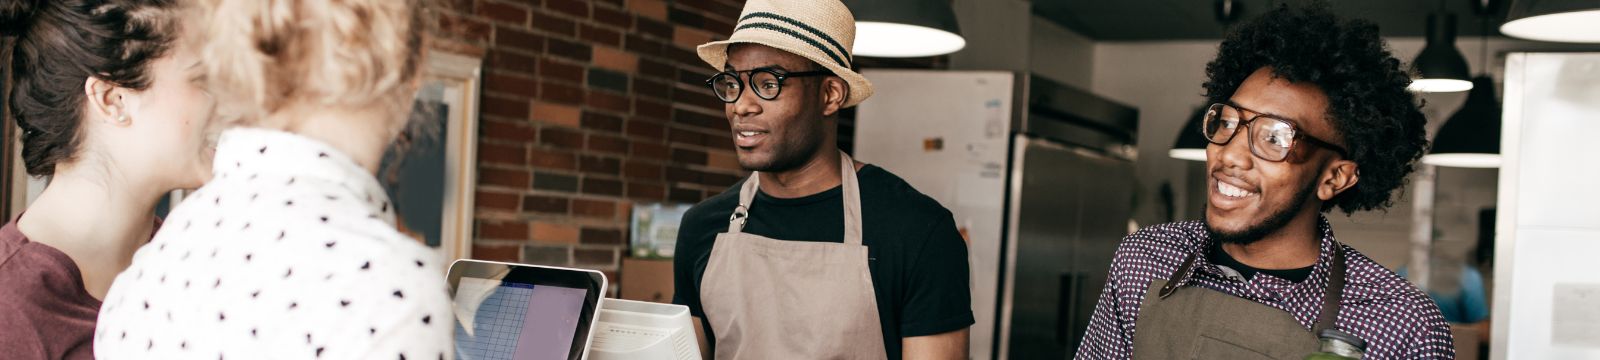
[190,0,430,128]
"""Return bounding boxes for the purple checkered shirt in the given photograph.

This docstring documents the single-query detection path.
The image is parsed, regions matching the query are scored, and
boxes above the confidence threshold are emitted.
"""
[1074,217,1455,359]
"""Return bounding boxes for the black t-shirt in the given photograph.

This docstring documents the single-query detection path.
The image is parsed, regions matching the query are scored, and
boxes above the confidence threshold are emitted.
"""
[672,165,975,359]
[1207,240,1314,282]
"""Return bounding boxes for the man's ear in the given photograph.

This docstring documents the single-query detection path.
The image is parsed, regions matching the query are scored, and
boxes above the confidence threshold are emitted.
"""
[820,76,848,117]
[84,77,129,125]
[1316,159,1360,202]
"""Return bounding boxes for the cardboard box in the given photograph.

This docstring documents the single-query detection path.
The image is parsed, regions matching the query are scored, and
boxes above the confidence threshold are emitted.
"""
[621,257,675,303]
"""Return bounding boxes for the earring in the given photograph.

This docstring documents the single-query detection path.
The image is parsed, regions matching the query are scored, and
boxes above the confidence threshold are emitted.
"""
[115,113,131,124]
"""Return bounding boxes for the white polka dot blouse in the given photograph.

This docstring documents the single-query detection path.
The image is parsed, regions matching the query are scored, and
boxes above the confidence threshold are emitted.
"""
[95,128,453,360]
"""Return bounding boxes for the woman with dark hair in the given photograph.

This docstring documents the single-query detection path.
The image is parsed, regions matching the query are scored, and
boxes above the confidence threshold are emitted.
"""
[0,0,212,358]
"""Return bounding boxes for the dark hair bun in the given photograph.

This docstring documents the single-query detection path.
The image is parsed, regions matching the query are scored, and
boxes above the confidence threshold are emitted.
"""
[0,0,40,36]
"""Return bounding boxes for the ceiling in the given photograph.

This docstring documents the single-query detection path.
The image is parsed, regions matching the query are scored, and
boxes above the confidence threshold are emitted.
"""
[1033,0,1512,41]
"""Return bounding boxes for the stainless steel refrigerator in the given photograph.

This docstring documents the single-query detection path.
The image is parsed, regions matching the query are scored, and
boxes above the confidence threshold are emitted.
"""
[854,70,1139,359]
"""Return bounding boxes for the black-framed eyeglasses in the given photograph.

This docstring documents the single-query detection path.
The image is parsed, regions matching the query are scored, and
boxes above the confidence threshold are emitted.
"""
[1201,102,1349,162]
[705,68,833,103]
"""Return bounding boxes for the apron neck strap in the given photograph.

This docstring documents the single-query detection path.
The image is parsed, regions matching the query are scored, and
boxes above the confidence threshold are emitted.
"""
[1158,242,1349,333]
[727,151,865,246]
[1312,245,1347,334]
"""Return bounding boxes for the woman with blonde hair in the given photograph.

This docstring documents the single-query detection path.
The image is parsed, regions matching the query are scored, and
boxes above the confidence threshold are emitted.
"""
[1,0,212,357]
[94,0,450,358]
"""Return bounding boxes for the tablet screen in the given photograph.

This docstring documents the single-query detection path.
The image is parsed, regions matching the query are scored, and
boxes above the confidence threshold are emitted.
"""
[449,261,604,360]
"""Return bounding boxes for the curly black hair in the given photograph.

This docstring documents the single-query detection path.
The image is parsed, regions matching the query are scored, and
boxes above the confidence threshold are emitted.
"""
[1202,2,1428,215]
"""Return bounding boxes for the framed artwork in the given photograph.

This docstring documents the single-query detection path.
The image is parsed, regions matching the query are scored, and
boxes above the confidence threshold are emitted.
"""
[378,50,482,266]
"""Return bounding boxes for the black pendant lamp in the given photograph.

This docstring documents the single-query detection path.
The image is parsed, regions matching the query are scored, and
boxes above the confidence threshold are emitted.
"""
[1410,12,1475,93]
[842,0,966,57]
[1169,106,1211,161]
[1423,76,1502,168]
[1501,0,1600,43]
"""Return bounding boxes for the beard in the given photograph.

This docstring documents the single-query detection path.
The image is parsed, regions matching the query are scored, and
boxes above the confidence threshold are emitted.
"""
[1205,178,1317,246]
[738,123,826,173]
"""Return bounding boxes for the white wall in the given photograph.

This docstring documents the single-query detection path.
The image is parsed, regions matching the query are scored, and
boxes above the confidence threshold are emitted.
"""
[1493,52,1600,360]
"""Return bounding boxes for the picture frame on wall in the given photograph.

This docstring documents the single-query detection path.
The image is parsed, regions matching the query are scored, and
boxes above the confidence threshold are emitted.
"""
[377,49,483,267]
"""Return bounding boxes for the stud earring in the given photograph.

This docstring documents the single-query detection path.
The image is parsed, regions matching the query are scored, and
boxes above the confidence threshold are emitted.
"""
[115,113,131,124]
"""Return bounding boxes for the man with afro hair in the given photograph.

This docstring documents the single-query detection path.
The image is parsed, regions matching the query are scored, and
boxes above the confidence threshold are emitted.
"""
[1075,3,1452,359]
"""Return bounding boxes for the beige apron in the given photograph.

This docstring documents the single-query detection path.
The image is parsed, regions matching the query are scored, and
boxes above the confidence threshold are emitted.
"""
[1131,246,1348,359]
[699,151,888,360]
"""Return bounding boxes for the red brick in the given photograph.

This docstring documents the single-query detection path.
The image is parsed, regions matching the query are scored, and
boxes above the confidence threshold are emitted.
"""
[635,16,673,38]
[523,195,569,213]
[671,148,708,165]
[479,167,531,188]
[530,147,578,170]
[481,119,538,143]
[631,141,670,160]
[668,187,702,203]
[482,96,531,119]
[704,17,733,35]
[572,198,616,218]
[638,58,675,80]
[673,82,725,112]
[581,112,624,132]
[531,101,582,128]
[627,0,667,21]
[495,26,544,52]
[533,221,580,243]
[538,58,584,83]
[480,221,530,240]
[580,228,625,245]
[664,166,703,183]
[545,0,588,17]
[471,244,522,262]
[579,24,622,47]
[475,190,521,212]
[593,46,639,73]
[624,34,664,57]
[489,49,539,75]
[573,248,616,266]
[485,73,539,98]
[625,119,666,140]
[530,11,576,36]
[582,178,624,196]
[633,78,672,100]
[478,1,529,24]
[579,155,621,174]
[541,127,585,149]
[540,81,586,104]
[667,128,705,147]
[478,142,528,165]
[586,91,631,113]
[625,182,666,200]
[705,133,734,149]
[673,108,724,130]
[587,134,630,155]
[546,37,592,62]
[592,5,632,28]
[635,98,673,120]
[623,161,662,180]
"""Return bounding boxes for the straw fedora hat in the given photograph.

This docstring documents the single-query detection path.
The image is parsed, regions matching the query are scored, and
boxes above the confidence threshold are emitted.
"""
[696,0,874,108]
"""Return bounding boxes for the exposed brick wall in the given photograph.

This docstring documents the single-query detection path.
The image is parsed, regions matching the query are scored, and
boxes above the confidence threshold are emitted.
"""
[434,0,946,293]
[434,0,747,285]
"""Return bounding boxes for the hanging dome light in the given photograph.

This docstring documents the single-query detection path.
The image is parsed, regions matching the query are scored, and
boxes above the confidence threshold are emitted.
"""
[1170,106,1210,161]
[1423,76,1502,168]
[843,0,966,58]
[1501,0,1600,43]
[1409,13,1475,93]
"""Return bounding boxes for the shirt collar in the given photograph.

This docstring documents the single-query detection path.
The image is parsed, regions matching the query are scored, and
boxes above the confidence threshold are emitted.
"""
[1171,216,1341,288]
[211,127,396,225]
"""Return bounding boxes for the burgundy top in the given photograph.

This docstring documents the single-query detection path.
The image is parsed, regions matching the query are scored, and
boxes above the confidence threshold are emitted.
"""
[0,217,101,360]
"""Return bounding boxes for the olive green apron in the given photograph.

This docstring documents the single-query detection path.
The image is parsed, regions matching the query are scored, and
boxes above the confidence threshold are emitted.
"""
[699,151,888,359]
[1131,246,1347,360]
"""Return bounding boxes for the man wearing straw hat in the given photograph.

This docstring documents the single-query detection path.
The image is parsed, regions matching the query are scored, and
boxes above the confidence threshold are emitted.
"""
[671,0,973,359]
